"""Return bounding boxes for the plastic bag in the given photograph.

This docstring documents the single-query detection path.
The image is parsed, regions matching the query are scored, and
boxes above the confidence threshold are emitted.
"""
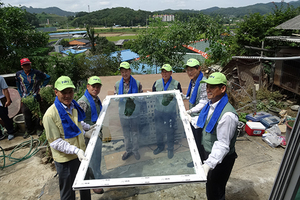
[262,132,282,148]
[265,124,281,136]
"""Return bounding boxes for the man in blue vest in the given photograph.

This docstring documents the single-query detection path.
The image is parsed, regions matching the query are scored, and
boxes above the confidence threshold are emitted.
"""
[191,72,238,200]
[114,62,143,160]
[43,76,91,200]
[77,76,104,194]
[152,64,182,159]
[184,58,208,167]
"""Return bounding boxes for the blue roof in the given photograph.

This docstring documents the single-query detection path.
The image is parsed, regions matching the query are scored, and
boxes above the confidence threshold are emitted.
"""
[61,49,87,55]
[110,49,139,61]
[49,31,87,36]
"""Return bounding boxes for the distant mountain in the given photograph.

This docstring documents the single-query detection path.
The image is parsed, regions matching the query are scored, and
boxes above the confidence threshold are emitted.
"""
[156,1,300,17]
[21,6,76,16]
[21,0,300,17]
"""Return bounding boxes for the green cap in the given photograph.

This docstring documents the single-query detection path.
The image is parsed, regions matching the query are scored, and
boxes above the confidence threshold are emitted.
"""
[119,62,130,69]
[184,58,200,68]
[200,72,227,85]
[55,76,75,91]
[88,76,102,85]
[161,64,172,72]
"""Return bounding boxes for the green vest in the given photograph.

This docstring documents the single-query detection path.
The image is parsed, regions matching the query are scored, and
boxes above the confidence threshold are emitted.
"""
[201,102,238,155]
[115,79,141,118]
[115,79,140,94]
[78,95,101,125]
[189,76,207,117]
[154,78,179,112]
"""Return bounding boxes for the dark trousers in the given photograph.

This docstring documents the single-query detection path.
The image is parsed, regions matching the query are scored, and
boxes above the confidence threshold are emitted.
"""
[21,103,42,132]
[55,158,91,200]
[120,117,139,154]
[0,106,14,134]
[155,110,176,150]
[202,150,237,200]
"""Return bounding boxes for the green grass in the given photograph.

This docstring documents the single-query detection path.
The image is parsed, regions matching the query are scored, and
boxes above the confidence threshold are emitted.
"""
[106,35,138,41]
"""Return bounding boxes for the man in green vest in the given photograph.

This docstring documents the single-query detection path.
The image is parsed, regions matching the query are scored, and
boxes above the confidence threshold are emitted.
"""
[152,64,182,159]
[77,76,104,194]
[184,58,208,167]
[114,62,143,160]
[192,72,238,200]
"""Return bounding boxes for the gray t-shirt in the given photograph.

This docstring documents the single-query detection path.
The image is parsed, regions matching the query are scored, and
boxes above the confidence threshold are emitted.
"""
[0,76,8,97]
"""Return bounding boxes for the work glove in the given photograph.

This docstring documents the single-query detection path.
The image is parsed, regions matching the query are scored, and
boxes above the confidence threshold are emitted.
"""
[76,149,88,162]
[181,93,187,100]
[90,124,97,130]
[85,127,96,139]
[161,94,174,106]
[184,110,192,122]
[202,163,211,177]
[124,98,136,116]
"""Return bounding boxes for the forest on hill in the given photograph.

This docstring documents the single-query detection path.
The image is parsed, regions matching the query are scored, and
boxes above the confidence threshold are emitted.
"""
[20,1,300,28]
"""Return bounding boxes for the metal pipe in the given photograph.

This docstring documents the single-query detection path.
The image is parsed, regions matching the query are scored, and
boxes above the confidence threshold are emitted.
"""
[232,56,300,60]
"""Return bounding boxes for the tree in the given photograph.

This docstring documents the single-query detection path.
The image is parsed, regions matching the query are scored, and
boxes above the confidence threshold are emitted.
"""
[128,14,224,71]
[86,24,98,54]
[95,37,116,54]
[232,3,300,56]
[0,3,50,73]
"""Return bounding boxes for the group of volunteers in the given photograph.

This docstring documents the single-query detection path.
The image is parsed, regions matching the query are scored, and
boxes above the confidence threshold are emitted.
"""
[0,57,238,200]
[110,58,238,200]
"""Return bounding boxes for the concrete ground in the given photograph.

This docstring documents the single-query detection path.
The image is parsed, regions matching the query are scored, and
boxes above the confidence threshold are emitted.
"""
[0,131,285,200]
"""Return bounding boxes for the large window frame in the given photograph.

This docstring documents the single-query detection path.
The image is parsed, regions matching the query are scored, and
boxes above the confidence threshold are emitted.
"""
[73,90,206,190]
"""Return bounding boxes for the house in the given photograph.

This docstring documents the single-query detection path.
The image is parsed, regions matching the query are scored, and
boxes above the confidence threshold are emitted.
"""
[265,14,300,95]
[69,39,91,47]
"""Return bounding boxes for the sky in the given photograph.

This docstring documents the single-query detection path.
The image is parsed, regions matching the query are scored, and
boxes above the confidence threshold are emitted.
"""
[2,0,291,13]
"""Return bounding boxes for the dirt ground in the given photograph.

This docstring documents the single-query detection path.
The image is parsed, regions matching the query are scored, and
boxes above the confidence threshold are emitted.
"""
[0,130,286,200]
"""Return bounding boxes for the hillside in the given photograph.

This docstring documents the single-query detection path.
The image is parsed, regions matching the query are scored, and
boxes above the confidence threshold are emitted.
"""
[21,6,76,16]
[157,1,300,16]
[22,1,300,17]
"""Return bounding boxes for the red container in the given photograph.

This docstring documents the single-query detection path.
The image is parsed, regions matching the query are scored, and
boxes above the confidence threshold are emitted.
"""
[245,122,266,136]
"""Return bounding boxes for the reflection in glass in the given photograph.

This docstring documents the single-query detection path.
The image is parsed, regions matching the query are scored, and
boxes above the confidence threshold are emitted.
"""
[86,93,194,179]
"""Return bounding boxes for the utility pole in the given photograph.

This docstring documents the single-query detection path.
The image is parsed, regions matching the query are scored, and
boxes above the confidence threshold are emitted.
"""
[88,5,90,12]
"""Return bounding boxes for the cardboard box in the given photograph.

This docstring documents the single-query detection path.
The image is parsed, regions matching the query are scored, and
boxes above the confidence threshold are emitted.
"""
[245,122,266,136]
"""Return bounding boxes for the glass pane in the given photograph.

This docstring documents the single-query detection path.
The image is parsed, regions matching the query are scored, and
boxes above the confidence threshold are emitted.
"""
[74,90,206,189]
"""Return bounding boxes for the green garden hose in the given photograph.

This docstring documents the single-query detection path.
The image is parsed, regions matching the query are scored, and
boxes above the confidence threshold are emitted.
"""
[0,136,47,170]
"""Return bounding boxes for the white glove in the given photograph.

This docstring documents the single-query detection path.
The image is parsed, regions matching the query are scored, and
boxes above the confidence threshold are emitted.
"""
[85,127,96,139]
[76,149,87,161]
[202,163,211,177]
[184,110,192,122]
[181,93,187,100]
[186,110,192,115]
